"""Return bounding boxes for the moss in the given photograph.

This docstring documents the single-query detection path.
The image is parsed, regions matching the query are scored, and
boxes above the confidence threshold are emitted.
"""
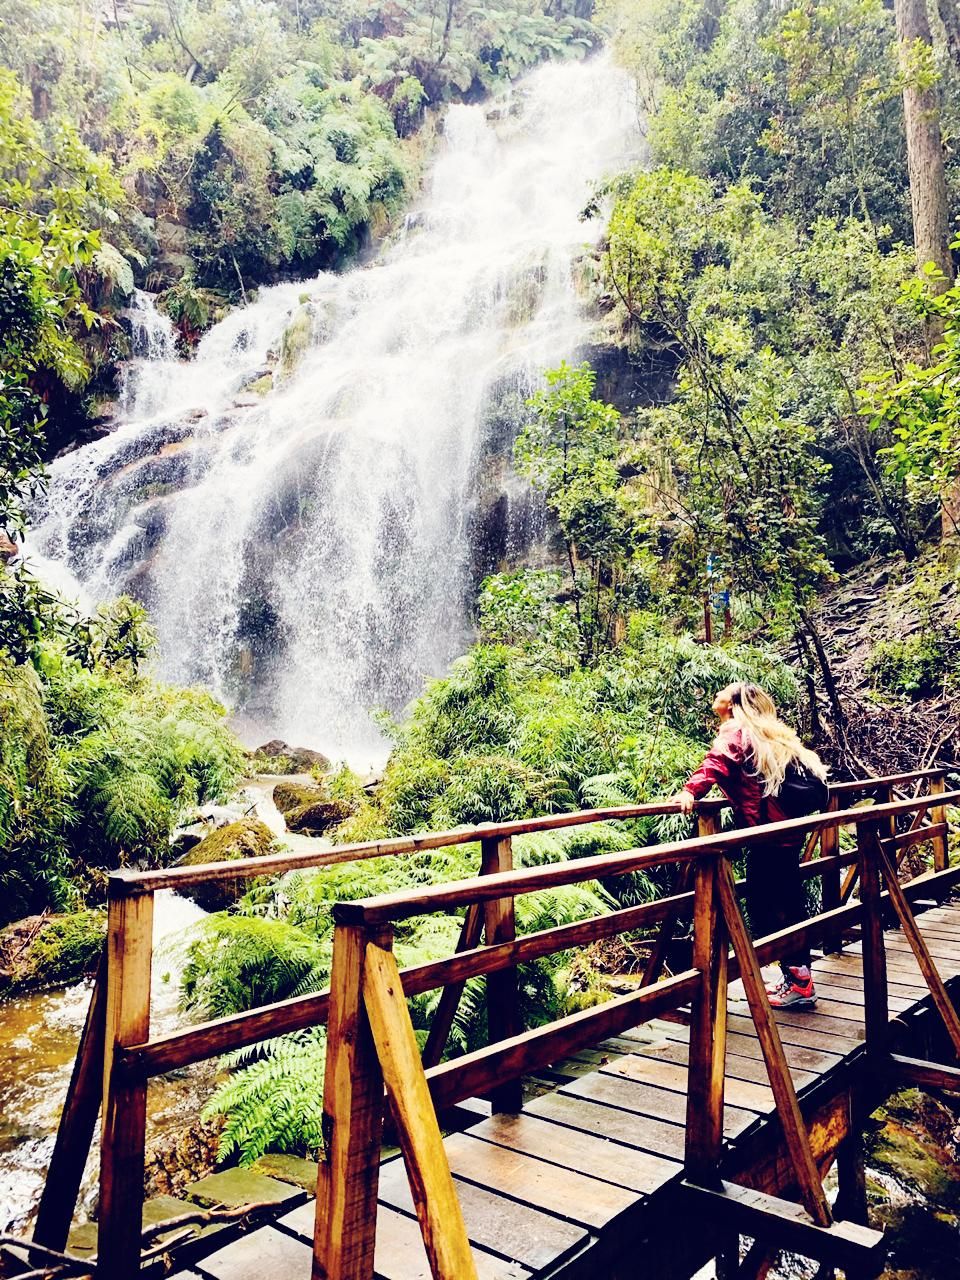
[285,798,353,835]
[0,909,106,994]
[273,781,325,816]
[180,819,278,910]
[279,303,315,377]
[246,374,273,396]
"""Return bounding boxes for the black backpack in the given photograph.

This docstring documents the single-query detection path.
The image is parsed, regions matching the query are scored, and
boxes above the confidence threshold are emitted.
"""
[767,760,829,820]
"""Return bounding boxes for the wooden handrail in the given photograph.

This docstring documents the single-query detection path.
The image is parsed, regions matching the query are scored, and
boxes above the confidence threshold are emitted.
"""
[332,790,960,925]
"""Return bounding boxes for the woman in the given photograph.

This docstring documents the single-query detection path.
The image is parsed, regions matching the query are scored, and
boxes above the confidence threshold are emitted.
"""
[675,682,828,1008]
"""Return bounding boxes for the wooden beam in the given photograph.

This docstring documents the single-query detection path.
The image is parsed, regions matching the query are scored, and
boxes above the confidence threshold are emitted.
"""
[97,886,154,1280]
[874,837,960,1059]
[480,836,522,1113]
[888,1053,960,1091]
[312,925,384,1280]
[715,859,832,1227]
[33,949,107,1251]
[421,905,483,1070]
[685,856,727,1181]
[858,825,889,1054]
[680,1182,884,1271]
[363,933,478,1280]
[930,772,949,871]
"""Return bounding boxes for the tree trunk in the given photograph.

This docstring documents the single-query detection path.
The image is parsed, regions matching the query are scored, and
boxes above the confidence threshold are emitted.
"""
[936,0,960,68]
[896,0,954,291]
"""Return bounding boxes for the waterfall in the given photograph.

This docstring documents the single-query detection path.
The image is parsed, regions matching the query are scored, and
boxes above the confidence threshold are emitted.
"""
[32,53,642,761]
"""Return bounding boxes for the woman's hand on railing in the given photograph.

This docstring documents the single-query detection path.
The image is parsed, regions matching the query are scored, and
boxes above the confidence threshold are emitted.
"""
[674,789,697,814]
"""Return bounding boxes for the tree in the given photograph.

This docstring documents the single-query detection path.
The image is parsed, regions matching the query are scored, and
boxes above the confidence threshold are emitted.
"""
[515,363,635,661]
[895,0,954,292]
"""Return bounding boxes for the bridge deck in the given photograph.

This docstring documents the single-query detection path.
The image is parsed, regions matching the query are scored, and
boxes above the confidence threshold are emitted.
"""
[166,903,960,1280]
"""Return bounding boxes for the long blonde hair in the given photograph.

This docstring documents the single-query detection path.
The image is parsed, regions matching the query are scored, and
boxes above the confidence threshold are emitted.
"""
[723,683,827,796]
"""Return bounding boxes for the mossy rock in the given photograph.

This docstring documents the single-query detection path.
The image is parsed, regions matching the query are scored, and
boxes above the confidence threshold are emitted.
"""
[273,780,326,816]
[285,798,354,835]
[179,818,278,911]
[246,374,274,396]
[279,302,316,377]
[0,910,106,994]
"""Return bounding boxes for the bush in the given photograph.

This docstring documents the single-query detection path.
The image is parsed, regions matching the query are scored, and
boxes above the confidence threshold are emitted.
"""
[867,634,950,698]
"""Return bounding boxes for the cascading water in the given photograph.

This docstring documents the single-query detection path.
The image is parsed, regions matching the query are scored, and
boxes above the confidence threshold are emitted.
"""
[32,53,642,760]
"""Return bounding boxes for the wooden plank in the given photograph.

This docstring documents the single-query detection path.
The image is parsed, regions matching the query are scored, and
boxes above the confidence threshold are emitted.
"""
[424,968,700,1114]
[376,1159,589,1273]
[422,905,483,1070]
[312,925,384,1280]
[807,964,925,998]
[198,1224,312,1280]
[715,858,832,1226]
[680,1182,883,1270]
[527,1090,688,1160]
[725,1014,861,1056]
[685,856,728,1179]
[440,1131,636,1229]
[34,949,107,1251]
[97,885,154,1280]
[633,1040,819,1091]
[481,836,522,1114]
[466,1110,681,1194]
[562,1070,755,1140]
[363,934,478,1280]
[888,1053,960,1091]
[657,1018,843,1074]
[771,1007,865,1042]
[281,1203,528,1280]
[874,839,960,1059]
[601,1053,775,1113]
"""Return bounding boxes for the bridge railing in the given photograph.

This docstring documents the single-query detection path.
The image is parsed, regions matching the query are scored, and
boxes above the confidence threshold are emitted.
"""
[32,768,955,1278]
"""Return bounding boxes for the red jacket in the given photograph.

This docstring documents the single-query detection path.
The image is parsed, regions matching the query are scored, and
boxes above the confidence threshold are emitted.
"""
[685,725,789,831]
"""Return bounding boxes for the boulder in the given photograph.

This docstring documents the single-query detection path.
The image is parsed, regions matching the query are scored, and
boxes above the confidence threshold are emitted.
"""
[177,818,278,911]
[0,910,106,995]
[272,780,325,815]
[285,798,353,836]
[256,741,331,775]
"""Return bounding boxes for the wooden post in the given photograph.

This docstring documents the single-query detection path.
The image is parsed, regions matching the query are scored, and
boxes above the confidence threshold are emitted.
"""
[421,904,483,1070]
[364,931,479,1280]
[929,771,949,872]
[715,857,832,1227]
[642,812,716,991]
[97,880,154,1280]
[874,834,960,1059]
[685,855,728,1184]
[857,824,888,1055]
[313,924,385,1280]
[820,798,841,955]
[481,835,522,1113]
[34,949,107,1250]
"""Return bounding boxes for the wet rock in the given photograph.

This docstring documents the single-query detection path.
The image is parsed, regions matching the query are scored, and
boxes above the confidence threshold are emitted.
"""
[177,818,278,911]
[0,910,106,995]
[255,741,331,775]
[272,780,325,816]
[285,798,354,836]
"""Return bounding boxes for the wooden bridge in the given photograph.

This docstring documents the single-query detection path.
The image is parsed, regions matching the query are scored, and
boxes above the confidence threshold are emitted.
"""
[14,768,960,1280]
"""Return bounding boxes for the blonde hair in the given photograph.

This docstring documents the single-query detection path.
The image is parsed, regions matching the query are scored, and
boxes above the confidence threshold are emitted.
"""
[722,682,827,796]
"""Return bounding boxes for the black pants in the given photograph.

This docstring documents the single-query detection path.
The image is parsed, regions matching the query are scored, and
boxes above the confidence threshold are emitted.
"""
[745,838,811,972]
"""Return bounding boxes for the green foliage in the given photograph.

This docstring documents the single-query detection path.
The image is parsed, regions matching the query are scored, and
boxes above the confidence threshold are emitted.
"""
[867,633,951,699]
[860,266,960,527]
[1,909,106,993]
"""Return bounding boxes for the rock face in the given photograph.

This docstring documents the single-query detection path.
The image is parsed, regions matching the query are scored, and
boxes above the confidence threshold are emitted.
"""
[177,818,278,911]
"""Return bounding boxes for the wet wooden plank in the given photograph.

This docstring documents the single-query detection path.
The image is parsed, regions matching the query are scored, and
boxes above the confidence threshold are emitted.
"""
[278,1202,530,1280]
[771,1006,865,1041]
[632,1040,820,1090]
[725,1013,862,1056]
[658,1021,843,1075]
[561,1070,756,1140]
[526,1090,688,1160]
[601,1052,775,1114]
[196,1225,311,1280]
[441,1131,636,1229]
[376,1158,589,1272]
[468,1110,680,1194]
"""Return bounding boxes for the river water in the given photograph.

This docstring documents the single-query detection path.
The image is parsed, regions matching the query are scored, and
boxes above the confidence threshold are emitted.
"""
[30,53,643,762]
[0,892,209,1234]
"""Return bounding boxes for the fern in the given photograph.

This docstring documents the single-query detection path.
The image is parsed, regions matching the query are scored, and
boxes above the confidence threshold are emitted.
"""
[203,1029,327,1165]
